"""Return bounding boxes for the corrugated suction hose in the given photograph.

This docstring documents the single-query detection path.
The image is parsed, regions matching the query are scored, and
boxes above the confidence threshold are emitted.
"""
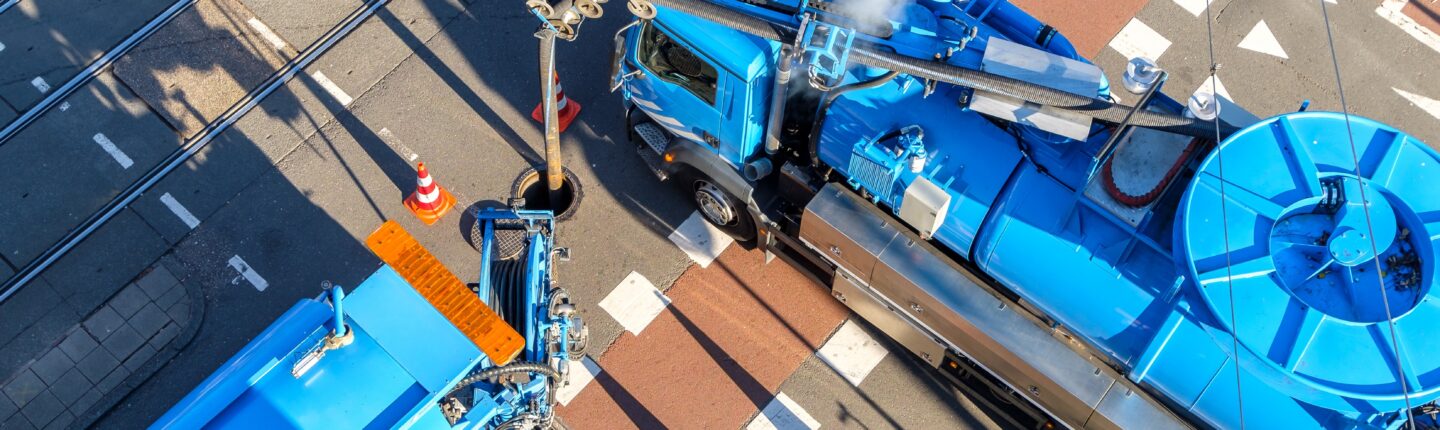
[636,0,1238,139]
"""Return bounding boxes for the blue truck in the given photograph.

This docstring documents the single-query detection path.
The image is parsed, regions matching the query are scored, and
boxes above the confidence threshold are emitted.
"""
[603,0,1440,428]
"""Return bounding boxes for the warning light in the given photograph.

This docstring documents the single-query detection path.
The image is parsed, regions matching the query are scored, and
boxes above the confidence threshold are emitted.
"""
[663,151,675,163]
[948,361,958,369]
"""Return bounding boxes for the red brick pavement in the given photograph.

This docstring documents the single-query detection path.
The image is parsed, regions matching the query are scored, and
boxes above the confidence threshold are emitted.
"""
[1010,0,1151,58]
[560,247,849,429]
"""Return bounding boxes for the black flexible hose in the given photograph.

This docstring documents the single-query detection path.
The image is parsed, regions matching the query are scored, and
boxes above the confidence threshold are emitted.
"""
[808,71,899,166]
[641,0,1238,140]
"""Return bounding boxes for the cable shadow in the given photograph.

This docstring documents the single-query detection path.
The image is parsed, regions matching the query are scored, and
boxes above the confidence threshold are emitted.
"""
[375,6,544,167]
[591,366,667,428]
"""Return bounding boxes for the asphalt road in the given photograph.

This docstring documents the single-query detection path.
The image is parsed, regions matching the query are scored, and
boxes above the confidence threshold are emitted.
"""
[0,0,1436,428]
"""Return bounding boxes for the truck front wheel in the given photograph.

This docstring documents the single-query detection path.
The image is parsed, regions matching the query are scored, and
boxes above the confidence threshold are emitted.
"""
[689,176,756,242]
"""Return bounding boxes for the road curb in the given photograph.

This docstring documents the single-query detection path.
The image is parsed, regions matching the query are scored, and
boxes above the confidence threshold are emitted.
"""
[70,257,205,430]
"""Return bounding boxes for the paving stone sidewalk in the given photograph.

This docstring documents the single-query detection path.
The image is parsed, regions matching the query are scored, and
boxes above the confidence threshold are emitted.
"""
[0,262,202,429]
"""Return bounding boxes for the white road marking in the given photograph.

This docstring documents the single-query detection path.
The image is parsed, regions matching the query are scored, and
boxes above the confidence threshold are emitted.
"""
[667,211,733,268]
[1193,75,1232,102]
[311,71,353,106]
[58,102,71,112]
[1109,18,1172,62]
[159,192,201,230]
[1378,0,1440,55]
[377,128,419,162]
[746,392,822,430]
[31,76,49,93]
[816,319,888,387]
[598,271,671,335]
[228,255,269,292]
[91,133,134,169]
[1238,20,1288,59]
[1172,0,1211,17]
[0,41,6,53]
[245,17,289,51]
[1394,87,1440,121]
[555,356,602,406]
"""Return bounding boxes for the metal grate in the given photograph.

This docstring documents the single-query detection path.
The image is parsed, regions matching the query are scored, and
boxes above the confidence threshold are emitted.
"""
[634,122,669,154]
[848,145,900,203]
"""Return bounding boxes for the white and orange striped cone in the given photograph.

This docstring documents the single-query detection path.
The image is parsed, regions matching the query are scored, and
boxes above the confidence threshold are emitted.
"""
[531,72,582,133]
[403,162,455,225]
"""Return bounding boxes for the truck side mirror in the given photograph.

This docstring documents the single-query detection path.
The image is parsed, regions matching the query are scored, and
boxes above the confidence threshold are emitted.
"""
[610,21,641,93]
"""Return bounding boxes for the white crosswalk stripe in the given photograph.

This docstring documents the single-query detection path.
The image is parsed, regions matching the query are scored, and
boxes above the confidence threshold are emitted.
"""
[1394,87,1440,122]
[668,211,733,268]
[1109,18,1172,61]
[746,392,821,430]
[816,319,888,387]
[555,356,603,406]
[598,271,671,335]
[1378,0,1440,55]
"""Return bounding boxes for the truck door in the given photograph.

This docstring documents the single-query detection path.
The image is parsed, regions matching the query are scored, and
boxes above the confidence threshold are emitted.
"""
[627,21,723,151]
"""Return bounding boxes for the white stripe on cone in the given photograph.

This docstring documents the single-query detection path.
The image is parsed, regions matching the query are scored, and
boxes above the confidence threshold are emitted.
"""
[417,187,441,204]
[418,174,433,187]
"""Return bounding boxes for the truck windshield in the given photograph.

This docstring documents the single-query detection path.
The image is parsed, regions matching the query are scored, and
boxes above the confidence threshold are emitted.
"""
[637,22,718,105]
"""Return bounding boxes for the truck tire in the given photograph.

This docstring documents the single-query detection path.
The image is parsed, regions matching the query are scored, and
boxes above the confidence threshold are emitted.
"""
[684,173,756,242]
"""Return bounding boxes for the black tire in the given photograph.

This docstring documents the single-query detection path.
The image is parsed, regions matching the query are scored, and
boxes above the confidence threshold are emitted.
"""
[680,171,756,242]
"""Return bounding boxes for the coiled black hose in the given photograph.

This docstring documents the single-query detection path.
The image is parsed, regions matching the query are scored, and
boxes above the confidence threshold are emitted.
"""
[488,258,528,331]
[640,0,1237,140]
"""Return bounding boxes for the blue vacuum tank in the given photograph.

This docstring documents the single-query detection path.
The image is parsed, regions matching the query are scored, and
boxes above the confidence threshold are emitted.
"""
[1176,111,1440,413]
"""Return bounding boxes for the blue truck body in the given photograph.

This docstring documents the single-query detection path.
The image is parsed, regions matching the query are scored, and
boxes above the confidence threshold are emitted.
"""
[611,0,1440,428]
[154,210,584,429]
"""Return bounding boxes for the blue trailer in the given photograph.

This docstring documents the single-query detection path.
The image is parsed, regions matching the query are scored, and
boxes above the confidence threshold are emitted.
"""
[153,209,587,429]
[595,0,1440,428]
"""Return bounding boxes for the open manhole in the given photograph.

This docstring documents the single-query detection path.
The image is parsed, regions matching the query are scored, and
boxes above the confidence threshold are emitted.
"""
[510,166,582,221]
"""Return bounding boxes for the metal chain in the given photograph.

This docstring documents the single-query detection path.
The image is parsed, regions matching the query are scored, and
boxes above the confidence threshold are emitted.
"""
[1317,1,1416,427]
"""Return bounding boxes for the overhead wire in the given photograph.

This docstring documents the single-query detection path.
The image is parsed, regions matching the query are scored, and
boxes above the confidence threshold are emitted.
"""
[1199,1,1246,428]
[1316,1,1416,426]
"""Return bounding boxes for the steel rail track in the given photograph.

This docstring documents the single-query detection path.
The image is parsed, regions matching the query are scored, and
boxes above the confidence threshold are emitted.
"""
[0,0,20,15]
[0,0,396,303]
[0,0,197,148]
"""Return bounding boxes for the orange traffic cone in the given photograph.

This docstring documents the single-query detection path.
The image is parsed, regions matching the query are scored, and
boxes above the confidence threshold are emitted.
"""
[403,162,455,225]
[531,72,581,133]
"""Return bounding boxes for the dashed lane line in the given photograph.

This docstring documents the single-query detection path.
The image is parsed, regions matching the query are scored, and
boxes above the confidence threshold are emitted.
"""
[245,17,289,52]
[311,71,353,106]
[227,255,269,292]
[1378,0,1440,55]
[158,192,201,230]
[91,133,134,169]
[746,392,822,430]
[378,127,419,162]
[598,271,670,336]
[30,76,49,93]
